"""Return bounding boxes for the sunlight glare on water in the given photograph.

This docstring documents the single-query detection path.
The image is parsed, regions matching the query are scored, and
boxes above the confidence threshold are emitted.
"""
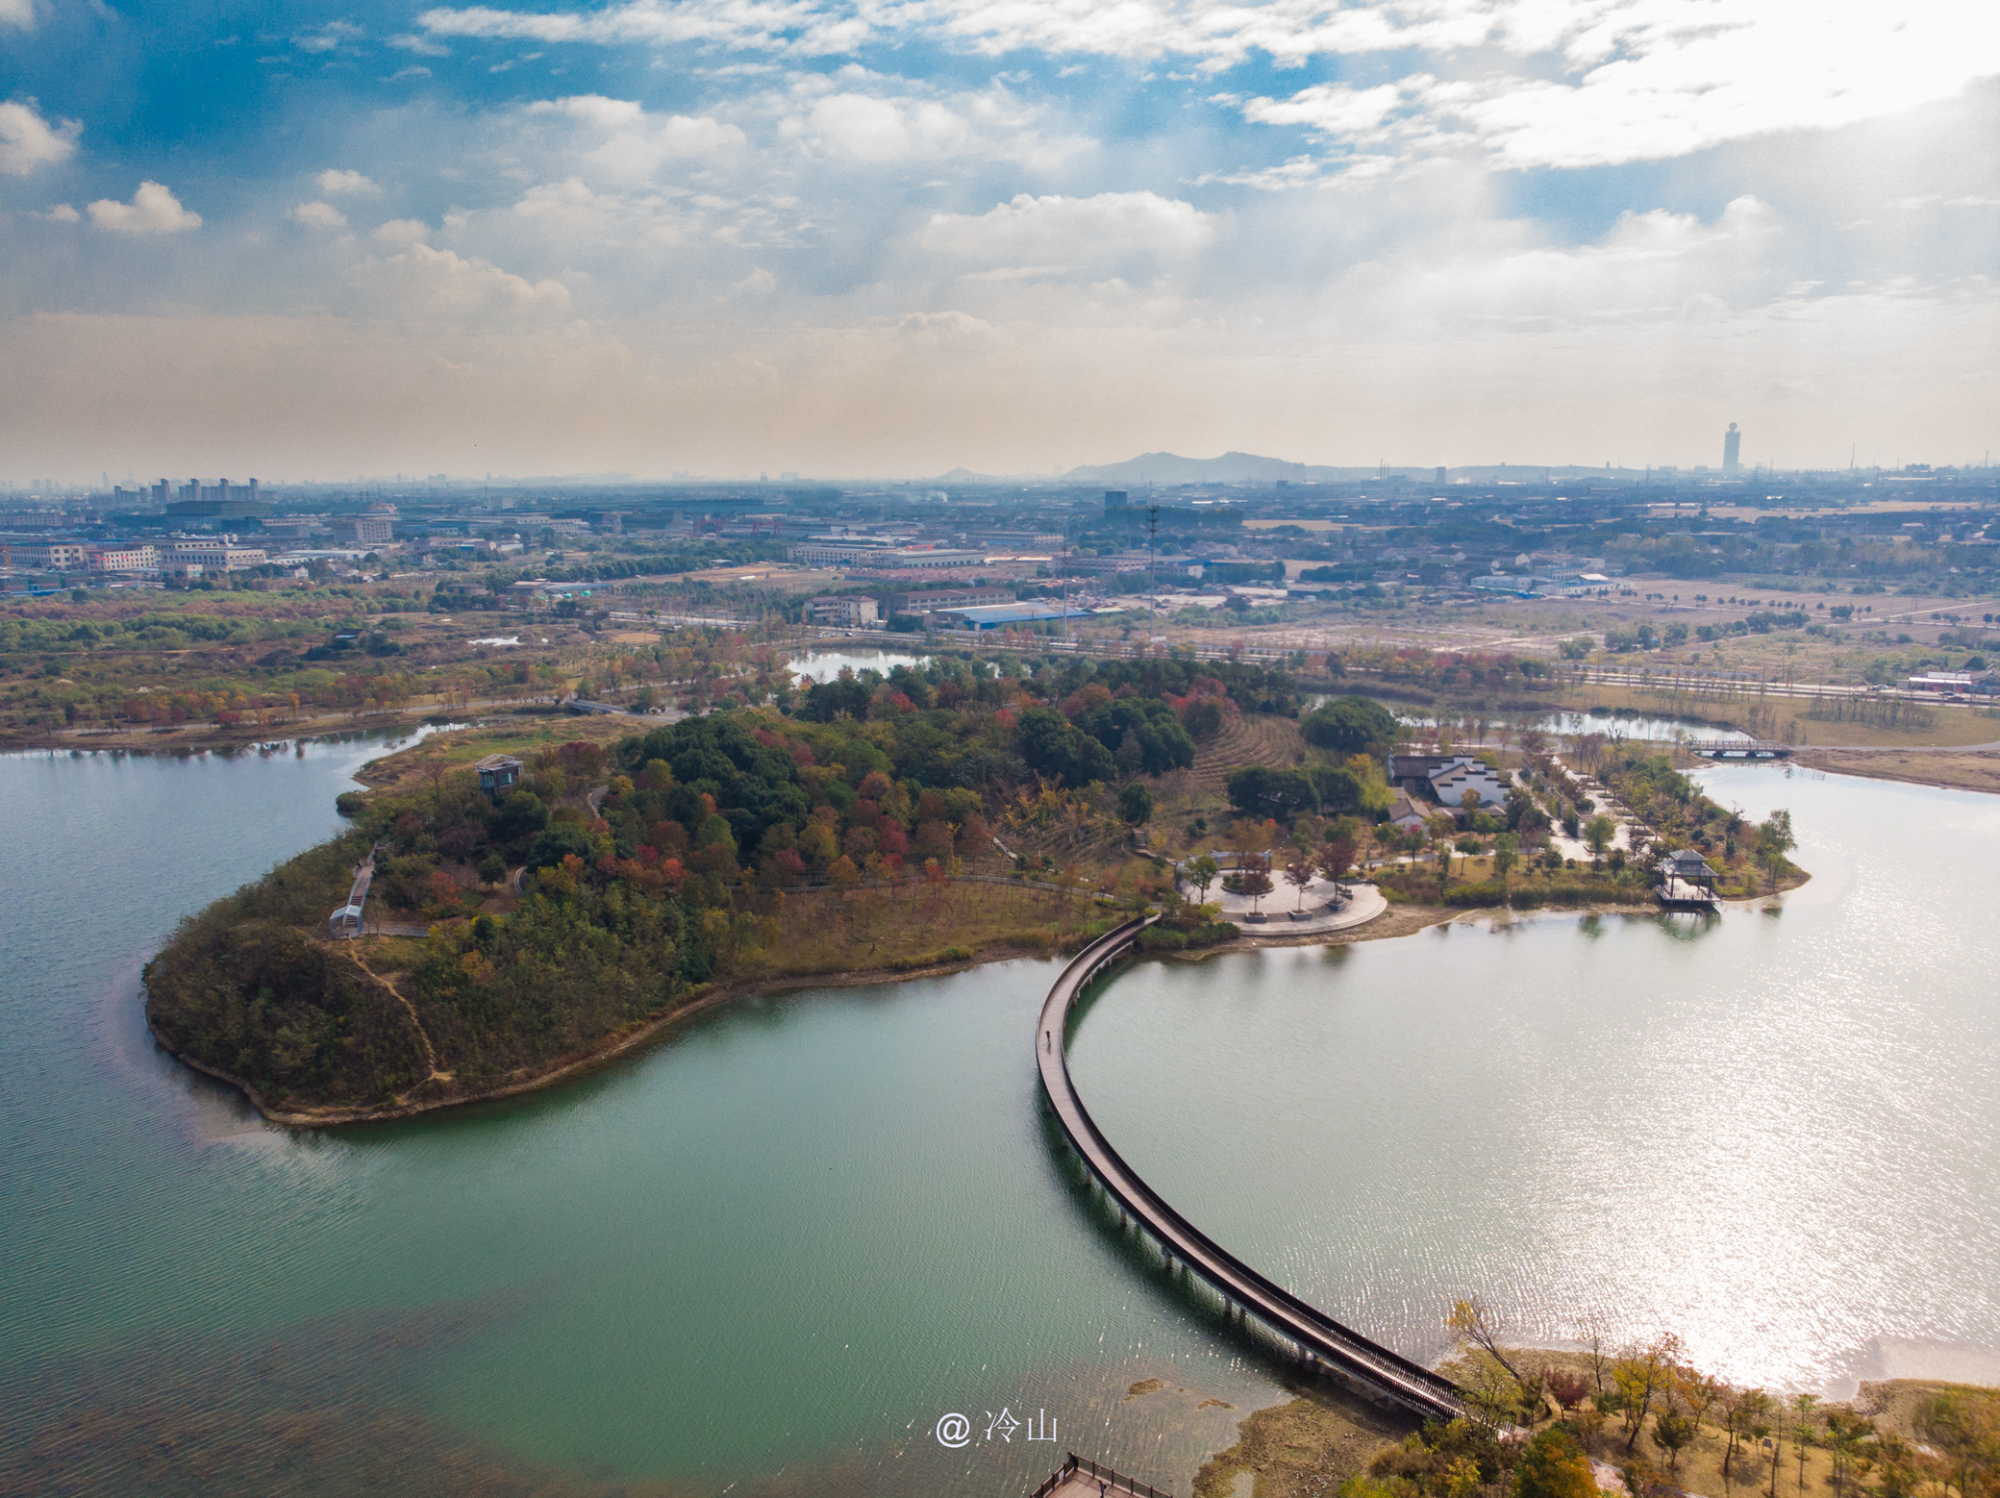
[1071,764,2000,1394]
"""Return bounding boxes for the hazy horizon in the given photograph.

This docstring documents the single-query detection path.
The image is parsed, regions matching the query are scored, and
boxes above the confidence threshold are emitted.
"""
[3,1,1997,479]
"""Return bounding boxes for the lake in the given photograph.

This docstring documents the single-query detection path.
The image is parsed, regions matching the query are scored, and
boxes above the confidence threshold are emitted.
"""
[1,748,1994,1496]
[787,647,932,682]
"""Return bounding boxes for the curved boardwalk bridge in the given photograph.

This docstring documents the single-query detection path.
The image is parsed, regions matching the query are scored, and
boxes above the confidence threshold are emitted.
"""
[1037,918,1467,1423]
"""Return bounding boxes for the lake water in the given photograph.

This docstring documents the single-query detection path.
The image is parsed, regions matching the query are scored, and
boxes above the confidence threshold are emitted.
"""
[1540,709,1752,743]
[1375,707,1752,744]
[1308,698,1753,744]
[1076,762,2000,1393]
[787,647,931,683]
[2,749,1995,1497]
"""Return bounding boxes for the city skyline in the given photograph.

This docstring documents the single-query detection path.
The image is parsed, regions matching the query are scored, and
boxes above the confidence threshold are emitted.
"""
[5,425,1991,494]
[2,1,1998,478]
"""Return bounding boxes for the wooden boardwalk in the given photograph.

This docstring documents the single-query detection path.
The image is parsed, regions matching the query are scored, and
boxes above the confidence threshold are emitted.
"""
[1036,919,1467,1423]
[1031,1452,1172,1498]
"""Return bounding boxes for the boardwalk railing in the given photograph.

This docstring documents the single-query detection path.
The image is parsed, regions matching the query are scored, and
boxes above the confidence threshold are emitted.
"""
[1037,918,1467,1423]
[1031,1452,1172,1498]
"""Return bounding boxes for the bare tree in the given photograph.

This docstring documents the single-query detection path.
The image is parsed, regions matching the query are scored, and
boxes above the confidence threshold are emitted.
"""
[1583,1320,1611,1398]
[1447,1297,1526,1387]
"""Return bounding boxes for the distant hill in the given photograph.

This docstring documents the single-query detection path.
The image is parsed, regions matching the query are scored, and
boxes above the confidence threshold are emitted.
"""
[928,452,1662,487]
[1059,451,1366,485]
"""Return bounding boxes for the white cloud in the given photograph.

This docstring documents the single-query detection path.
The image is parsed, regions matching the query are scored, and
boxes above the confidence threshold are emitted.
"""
[1194,154,1326,191]
[419,0,873,57]
[354,242,573,317]
[896,309,997,344]
[36,202,80,223]
[295,20,365,53]
[778,82,1086,167]
[0,0,37,31]
[317,168,382,196]
[1220,2,2000,170]
[528,96,745,181]
[0,99,80,175]
[371,217,431,247]
[789,92,970,161]
[1238,84,1402,138]
[86,182,202,235]
[924,191,1217,272]
[1332,195,1784,336]
[421,0,2000,170]
[292,200,350,229]
[731,266,777,293]
[388,32,451,55]
[1417,12,2000,170]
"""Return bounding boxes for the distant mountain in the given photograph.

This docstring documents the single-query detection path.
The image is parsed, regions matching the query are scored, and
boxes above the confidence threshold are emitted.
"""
[1058,451,1409,485]
[927,453,1663,488]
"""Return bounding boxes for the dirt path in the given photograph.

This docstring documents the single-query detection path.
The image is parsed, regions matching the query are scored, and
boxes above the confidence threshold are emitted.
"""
[342,947,453,1086]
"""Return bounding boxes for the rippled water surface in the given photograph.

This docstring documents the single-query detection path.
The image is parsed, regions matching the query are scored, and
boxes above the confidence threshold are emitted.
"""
[1072,763,2000,1392]
[2,748,1995,1498]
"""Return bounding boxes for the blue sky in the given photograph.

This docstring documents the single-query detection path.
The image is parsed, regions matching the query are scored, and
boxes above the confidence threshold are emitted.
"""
[2,0,1997,479]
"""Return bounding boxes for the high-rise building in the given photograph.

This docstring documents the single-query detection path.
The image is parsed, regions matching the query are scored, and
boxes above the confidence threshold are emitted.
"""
[1723,422,1741,473]
[1435,466,1448,487]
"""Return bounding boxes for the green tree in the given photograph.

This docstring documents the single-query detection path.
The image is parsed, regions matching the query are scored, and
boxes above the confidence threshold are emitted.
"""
[526,820,597,871]
[1515,1428,1598,1498]
[1754,810,1796,893]
[1917,1389,2000,1498]
[1823,1408,1875,1498]
[1792,1395,1819,1498]
[1652,1412,1696,1473]
[1584,815,1616,870]
[1301,695,1399,756]
[1492,832,1519,895]
[1613,1335,1687,1453]
[1118,782,1155,825]
[1721,1386,1772,1485]
[1226,765,1318,821]
[1016,704,1117,787]
[477,852,508,888]
[1188,854,1220,903]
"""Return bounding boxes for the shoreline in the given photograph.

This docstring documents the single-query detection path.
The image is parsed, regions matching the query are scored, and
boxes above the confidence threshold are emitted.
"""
[1794,746,2000,797]
[149,882,1803,1130]
[145,943,1033,1130]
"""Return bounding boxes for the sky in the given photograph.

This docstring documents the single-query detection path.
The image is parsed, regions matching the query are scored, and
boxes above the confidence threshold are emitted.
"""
[1,0,1998,482]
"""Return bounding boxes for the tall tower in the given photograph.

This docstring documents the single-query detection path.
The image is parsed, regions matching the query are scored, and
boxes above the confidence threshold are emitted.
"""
[1723,422,1741,473]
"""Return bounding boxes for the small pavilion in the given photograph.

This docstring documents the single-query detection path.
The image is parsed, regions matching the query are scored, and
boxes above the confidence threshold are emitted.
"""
[1655,848,1718,906]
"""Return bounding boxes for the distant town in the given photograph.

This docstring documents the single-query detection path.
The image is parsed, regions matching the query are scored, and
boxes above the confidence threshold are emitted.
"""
[4,435,1996,712]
